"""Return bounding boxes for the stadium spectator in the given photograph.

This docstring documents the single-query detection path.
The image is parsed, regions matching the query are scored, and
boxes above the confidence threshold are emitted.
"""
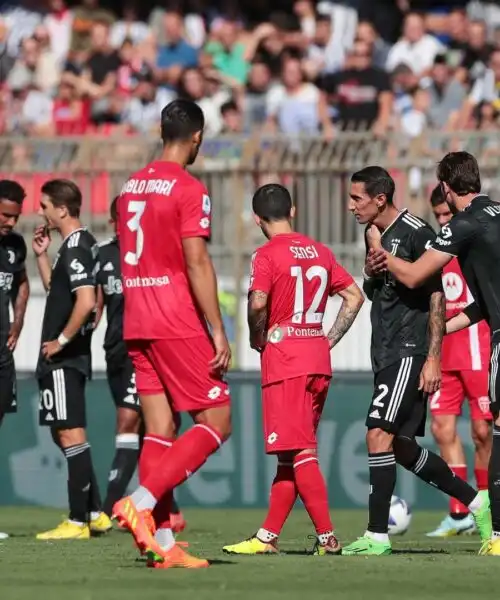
[155,10,198,89]
[460,48,500,126]
[0,18,14,83]
[1,0,41,57]
[304,14,344,79]
[116,38,147,97]
[424,54,467,129]
[242,59,274,132]
[220,99,243,132]
[70,0,115,54]
[32,25,61,94]
[178,66,223,135]
[44,0,73,68]
[321,39,392,133]
[7,38,46,95]
[456,20,494,85]
[203,19,250,84]
[356,21,391,70]
[52,75,90,135]
[110,3,150,49]
[445,8,469,68]
[265,55,329,136]
[386,12,444,77]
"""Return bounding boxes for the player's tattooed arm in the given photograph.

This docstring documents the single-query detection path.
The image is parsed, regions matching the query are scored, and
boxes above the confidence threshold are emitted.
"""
[428,290,446,359]
[326,282,364,349]
[248,290,268,352]
[8,269,30,351]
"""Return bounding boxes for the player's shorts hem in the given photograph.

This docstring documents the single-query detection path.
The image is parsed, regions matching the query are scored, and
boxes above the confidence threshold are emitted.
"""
[265,443,317,455]
[135,387,164,396]
[185,398,231,413]
[429,408,462,417]
[471,413,493,421]
[366,421,399,434]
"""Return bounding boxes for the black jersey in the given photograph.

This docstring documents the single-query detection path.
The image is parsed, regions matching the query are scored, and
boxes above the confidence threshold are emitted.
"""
[36,228,99,379]
[0,231,26,351]
[96,237,127,370]
[432,194,500,342]
[364,209,442,373]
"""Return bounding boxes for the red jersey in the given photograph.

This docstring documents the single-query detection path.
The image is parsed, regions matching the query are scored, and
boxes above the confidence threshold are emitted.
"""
[118,160,212,341]
[441,257,490,372]
[249,232,354,385]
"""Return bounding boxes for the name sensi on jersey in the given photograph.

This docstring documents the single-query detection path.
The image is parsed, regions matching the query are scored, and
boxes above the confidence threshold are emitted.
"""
[290,245,319,259]
[121,178,177,196]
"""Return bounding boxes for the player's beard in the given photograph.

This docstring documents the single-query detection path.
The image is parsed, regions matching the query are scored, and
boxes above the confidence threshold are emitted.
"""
[446,199,459,215]
[187,143,201,165]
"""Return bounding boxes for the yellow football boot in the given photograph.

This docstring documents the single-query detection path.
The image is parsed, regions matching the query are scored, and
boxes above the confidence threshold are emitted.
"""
[223,536,278,555]
[36,520,90,540]
[90,512,113,534]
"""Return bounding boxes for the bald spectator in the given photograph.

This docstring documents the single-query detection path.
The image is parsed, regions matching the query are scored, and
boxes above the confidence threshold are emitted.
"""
[387,13,444,77]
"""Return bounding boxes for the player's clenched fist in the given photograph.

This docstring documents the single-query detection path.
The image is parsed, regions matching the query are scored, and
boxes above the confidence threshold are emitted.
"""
[210,328,231,373]
[32,225,50,256]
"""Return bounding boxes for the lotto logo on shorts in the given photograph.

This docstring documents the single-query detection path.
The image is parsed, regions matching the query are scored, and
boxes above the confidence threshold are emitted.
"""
[267,432,278,445]
[208,386,221,400]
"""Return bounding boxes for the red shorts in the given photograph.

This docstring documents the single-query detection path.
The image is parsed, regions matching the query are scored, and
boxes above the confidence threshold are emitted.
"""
[261,374,331,454]
[127,336,230,413]
[429,370,492,420]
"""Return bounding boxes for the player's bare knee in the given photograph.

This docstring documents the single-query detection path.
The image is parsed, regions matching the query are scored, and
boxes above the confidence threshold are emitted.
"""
[431,417,456,447]
[194,405,232,441]
[366,428,393,453]
[116,408,141,435]
[471,419,492,450]
[57,427,86,449]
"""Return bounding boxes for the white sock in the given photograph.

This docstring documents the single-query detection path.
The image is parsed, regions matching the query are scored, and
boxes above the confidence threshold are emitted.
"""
[90,512,101,521]
[155,527,175,551]
[68,519,85,527]
[257,528,278,543]
[130,485,157,512]
[468,493,482,512]
[493,531,500,540]
[365,530,389,543]
[318,531,334,545]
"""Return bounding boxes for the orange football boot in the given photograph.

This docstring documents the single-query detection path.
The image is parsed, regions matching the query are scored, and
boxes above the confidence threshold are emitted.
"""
[146,544,209,569]
[112,497,165,559]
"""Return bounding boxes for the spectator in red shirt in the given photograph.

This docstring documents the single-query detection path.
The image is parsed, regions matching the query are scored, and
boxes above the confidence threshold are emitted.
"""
[52,76,90,135]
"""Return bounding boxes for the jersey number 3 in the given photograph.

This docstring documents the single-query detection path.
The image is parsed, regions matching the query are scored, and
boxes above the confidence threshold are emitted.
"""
[125,200,146,266]
[291,265,328,324]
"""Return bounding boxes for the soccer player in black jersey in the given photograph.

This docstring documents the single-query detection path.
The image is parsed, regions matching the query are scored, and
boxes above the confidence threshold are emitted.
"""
[369,152,500,554]
[96,197,185,531]
[342,166,491,556]
[0,180,29,539]
[33,179,111,540]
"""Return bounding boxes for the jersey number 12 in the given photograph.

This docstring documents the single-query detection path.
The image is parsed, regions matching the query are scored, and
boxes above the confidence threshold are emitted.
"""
[125,200,146,266]
[291,265,328,324]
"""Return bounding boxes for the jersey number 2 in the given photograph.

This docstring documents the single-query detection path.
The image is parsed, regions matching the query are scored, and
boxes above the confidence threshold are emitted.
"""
[125,200,146,266]
[291,265,328,324]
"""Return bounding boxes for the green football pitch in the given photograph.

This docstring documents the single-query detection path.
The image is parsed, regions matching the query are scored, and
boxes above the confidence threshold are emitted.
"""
[0,507,496,600]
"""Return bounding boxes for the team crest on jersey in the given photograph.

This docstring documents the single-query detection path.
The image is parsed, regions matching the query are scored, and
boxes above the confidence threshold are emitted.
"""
[268,327,283,344]
[7,249,15,264]
[390,239,400,256]
[442,272,463,302]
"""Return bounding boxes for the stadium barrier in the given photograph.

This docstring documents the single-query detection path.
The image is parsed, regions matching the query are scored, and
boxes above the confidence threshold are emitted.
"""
[0,372,478,511]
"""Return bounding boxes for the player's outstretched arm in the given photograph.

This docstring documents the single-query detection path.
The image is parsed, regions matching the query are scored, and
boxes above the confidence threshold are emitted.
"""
[419,289,445,394]
[372,249,452,289]
[247,290,268,352]
[183,237,231,372]
[8,268,29,351]
[446,302,483,335]
[326,282,364,349]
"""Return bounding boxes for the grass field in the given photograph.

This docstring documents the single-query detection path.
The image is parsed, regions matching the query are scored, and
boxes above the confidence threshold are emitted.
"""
[0,507,496,600]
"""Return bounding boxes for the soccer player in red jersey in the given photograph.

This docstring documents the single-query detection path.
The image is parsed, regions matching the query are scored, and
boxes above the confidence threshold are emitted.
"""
[112,99,231,569]
[223,184,364,556]
[427,185,492,537]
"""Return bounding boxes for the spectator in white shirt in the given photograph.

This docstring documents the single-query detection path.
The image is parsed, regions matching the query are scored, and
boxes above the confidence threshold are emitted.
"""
[44,0,73,68]
[110,3,150,49]
[386,13,444,78]
[459,48,500,127]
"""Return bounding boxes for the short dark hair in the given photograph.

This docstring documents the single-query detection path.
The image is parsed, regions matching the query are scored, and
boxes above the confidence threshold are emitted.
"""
[436,152,481,196]
[430,184,446,207]
[221,100,238,115]
[350,166,395,204]
[0,180,26,204]
[41,179,82,218]
[252,184,292,222]
[110,196,118,221]
[160,99,205,143]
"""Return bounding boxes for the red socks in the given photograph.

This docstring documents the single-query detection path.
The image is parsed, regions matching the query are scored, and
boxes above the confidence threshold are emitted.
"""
[261,463,297,536]
[293,455,333,535]
[475,467,488,491]
[449,465,469,515]
[143,424,222,501]
[139,435,174,529]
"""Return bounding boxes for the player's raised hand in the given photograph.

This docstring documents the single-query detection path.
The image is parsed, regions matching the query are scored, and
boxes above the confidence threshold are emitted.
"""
[32,225,50,256]
[366,248,387,276]
[210,328,231,373]
[418,357,441,394]
[366,224,382,250]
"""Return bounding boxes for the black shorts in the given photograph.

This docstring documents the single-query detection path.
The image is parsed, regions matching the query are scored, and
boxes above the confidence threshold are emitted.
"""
[366,356,427,437]
[490,342,500,419]
[107,359,140,412]
[0,352,16,416]
[38,368,86,428]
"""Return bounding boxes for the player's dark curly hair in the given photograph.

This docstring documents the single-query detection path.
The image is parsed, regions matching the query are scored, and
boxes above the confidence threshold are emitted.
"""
[350,166,395,205]
[0,179,26,204]
[436,152,481,196]
[252,184,292,222]
[429,184,446,207]
[41,179,82,218]
[160,99,204,143]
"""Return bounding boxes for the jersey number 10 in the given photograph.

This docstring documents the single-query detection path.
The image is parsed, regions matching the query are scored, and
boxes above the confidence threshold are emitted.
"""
[291,265,328,324]
[125,200,146,266]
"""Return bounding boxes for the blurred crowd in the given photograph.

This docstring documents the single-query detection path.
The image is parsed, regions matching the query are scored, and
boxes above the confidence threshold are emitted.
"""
[1,0,500,141]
